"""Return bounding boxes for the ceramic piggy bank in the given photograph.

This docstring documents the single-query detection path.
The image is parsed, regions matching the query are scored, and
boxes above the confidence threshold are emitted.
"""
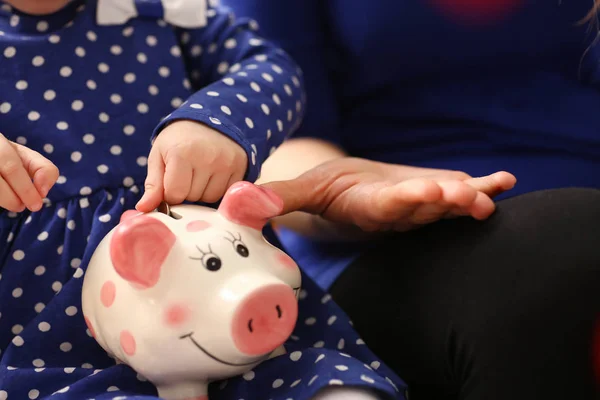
[81,182,302,400]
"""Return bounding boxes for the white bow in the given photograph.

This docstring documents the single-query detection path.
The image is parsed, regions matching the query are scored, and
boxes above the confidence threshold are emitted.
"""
[97,0,208,29]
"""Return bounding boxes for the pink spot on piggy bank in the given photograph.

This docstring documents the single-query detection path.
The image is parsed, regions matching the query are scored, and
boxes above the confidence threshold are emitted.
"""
[81,182,301,400]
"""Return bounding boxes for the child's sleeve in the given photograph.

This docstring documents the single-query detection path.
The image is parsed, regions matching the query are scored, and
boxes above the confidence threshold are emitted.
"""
[152,2,305,183]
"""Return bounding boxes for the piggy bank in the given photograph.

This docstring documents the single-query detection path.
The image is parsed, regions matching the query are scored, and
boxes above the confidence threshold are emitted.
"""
[81,182,302,400]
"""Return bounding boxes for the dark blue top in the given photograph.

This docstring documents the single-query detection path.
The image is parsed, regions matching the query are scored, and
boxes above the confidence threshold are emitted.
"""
[222,0,600,289]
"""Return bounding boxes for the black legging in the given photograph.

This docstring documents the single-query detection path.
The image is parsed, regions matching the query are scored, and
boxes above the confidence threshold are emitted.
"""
[330,188,600,400]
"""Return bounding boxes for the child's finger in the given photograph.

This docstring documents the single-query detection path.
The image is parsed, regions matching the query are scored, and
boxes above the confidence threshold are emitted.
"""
[136,150,166,212]
[0,140,43,212]
[0,176,25,212]
[186,169,209,202]
[11,142,59,197]
[465,171,517,198]
[201,172,230,203]
[163,155,192,205]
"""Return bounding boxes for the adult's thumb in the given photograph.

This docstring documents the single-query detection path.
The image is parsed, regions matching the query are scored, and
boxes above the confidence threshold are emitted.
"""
[260,172,320,216]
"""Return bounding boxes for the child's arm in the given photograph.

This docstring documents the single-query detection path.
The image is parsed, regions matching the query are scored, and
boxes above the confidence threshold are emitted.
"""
[137,2,305,211]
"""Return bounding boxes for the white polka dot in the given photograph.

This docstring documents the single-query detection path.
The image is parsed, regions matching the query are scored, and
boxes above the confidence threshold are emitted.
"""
[255,54,268,62]
[49,34,60,44]
[313,340,325,348]
[217,62,229,75]
[55,386,70,394]
[10,15,19,27]
[329,379,344,385]
[99,214,111,223]
[124,72,136,83]
[87,80,97,90]
[360,375,375,384]
[272,64,284,74]
[190,103,203,109]
[171,97,183,108]
[138,103,149,113]
[273,93,281,105]
[272,379,284,388]
[71,151,82,162]
[136,156,148,166]
[34,265,46,275]
[170,45,181,57]
[60,342,72,352]
[122,26,134,37]
[32,55,45,66]
[287,109,293,121]
[208,43,218,53]
[12,250,24,261]
[296,101,302,112]
[261,73,274,82]
[56,175,66,184]
[243,371,255,381]
[110,94,122,104]
[229,63,241,73]
[370,361,381,370]
[86,30,97,41]
[16,80,28,90]
[4,46,16,58]
[64,367,75,373]
[38,322,51,332]
[35,303,45,313]
[57,208,67,218]
[224,38,237,49]
[65,306,78,316]
[356,338,365,345]
[123,125,135,135]
[60,66,72,77]
[220,105,231,115]
[289,351,302,361]
[28,111,40,121]
[277,120,284,132]
[35,20,49,32]
[146,35,158,46]
[159,66,170,77]
[249,38,263,46]
[327,315,337,325]
[12,336,24,346]
[209,117,222,125]
[110,45,123,55]
[0,102,11,113]
[82,133,95,144]
[28,389,40,399]
[98,62,109,73]
[284,84,293,96]
[52,281,62,293]
[337,338,345,350]
[308,375,319,386]
[335,365,349,371]
[137,52,148,63]
[250,82,261,92]
[315,353,325,363]
[97,164,109,173]
[79,198,89,208]
[207,91,220,97]
[236,94,248,103]
[72,100,84,111]
[57,121,69,130]
[11,324,23,334]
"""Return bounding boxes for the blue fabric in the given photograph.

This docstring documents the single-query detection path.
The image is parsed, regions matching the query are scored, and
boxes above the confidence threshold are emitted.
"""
[221,0,600,290]
[0,1,405,399]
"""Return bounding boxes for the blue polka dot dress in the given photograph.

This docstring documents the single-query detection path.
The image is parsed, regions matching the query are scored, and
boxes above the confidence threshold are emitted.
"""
[0,1,407,399]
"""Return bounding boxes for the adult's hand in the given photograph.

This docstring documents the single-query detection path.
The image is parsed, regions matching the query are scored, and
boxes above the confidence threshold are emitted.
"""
[262,157,516,233]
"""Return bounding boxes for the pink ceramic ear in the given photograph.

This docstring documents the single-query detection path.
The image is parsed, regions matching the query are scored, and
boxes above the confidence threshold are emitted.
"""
[218,182,283,230]
[110,215,176,289]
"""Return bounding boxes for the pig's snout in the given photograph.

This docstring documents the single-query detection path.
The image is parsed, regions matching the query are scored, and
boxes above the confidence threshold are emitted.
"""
[231,284,297,355]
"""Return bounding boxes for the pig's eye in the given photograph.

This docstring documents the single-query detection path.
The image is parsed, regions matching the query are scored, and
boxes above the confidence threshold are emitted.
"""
[204,255,222,272]
[234,240,249,258]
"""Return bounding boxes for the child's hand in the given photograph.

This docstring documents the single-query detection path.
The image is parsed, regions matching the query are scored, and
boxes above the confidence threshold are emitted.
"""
[0,133,59,212]
[136,120,248,212]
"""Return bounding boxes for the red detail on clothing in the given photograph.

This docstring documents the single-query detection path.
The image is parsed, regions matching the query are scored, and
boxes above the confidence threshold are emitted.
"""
[428,0,523,24]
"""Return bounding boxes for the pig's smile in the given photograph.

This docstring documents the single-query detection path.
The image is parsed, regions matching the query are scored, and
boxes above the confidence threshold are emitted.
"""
[180,332,266,367]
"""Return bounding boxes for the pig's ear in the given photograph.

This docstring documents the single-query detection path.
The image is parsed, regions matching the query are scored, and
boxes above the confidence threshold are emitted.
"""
[110,215,176,289]
[218,182,284,230]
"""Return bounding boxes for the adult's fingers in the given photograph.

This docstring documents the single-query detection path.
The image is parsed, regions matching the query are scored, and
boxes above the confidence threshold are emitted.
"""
[0,136,43,211]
